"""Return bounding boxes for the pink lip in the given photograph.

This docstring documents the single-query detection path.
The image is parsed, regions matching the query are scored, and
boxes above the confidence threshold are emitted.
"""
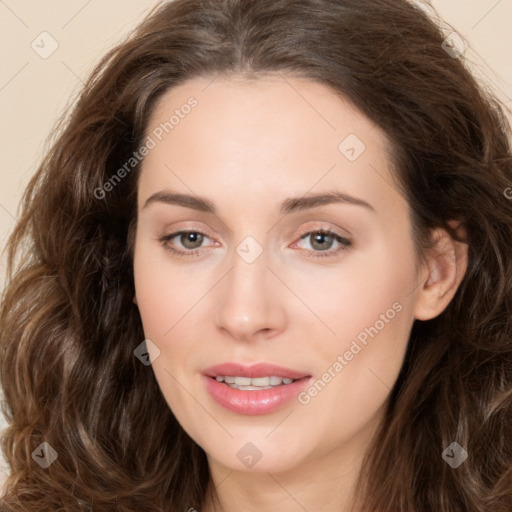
[203,362,310,380]
[202,362,312,415]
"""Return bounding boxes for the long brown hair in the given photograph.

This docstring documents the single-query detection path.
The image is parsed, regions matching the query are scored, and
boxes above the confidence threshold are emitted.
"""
[1,0,511,510]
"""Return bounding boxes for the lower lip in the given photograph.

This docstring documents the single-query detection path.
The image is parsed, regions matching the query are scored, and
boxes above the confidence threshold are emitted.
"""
[203,375,312,415]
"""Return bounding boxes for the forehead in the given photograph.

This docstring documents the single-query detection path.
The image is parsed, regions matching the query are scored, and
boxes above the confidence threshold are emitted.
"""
[138,74,406,223]
[147,74,388,157]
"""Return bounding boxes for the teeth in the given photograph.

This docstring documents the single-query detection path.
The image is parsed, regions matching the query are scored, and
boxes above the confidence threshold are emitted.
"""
[238,385,273,390]
[251,377,270,386]
[214,375,297,388]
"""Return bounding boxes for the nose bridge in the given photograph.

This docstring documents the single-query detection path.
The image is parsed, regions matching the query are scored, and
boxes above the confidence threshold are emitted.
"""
[232,234,268,293]
[214,233,285,340]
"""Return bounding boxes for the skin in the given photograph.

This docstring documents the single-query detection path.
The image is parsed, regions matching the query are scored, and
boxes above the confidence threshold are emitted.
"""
[133,74,468,512]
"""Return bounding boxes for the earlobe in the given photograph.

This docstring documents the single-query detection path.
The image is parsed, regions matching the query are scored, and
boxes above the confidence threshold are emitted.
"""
[413,223,468,321]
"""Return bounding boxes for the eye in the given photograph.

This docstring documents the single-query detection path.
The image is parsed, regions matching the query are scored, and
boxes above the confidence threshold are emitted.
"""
[158,230,214,257]
[158,227,352,259]
[293,228,352,258]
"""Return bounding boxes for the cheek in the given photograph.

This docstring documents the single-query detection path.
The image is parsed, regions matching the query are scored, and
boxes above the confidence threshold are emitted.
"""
[289,240,416,354]
[134,268,199,393]
[133,257,197,425]
[133,239,203,337]
[293,286,413,451]
[133,242,208,392]
[294,239,417,409]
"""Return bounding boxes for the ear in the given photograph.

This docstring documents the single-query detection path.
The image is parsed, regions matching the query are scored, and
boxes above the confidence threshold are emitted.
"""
[413,220,468,321]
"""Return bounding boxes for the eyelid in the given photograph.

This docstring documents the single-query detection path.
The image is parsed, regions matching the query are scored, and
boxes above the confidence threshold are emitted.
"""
[289,220,349,242]
[290,225,352,258]
[293,222,351,242]
[159,228,215,253]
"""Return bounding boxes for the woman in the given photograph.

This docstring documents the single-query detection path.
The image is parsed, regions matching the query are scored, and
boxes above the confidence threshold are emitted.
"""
[1,0,511,510]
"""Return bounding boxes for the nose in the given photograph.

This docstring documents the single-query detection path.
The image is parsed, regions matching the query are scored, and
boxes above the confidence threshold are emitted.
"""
[214,242,287,342]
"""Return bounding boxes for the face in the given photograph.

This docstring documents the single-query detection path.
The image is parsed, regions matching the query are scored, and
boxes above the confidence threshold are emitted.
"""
[133,74,424,475]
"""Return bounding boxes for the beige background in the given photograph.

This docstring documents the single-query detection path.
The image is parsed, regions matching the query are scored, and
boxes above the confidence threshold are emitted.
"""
[0,0,511,485]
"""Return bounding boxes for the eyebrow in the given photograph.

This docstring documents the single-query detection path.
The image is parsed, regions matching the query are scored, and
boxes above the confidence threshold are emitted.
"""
[142,189,375,215]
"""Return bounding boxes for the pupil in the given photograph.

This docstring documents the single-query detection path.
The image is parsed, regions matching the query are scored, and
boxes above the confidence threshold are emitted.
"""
[182,232,203,249]
[312,232,332,250]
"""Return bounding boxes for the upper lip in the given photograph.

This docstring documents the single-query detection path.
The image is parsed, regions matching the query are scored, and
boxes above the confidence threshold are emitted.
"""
[203,363,310,380]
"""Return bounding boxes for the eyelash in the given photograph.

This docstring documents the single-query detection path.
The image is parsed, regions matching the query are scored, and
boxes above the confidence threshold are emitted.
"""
[158,227,352,259]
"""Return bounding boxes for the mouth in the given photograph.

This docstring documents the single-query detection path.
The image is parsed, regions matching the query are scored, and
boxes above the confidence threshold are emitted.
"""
[212,375,298,390]
[203,362,310,383]
[202,362,312,415]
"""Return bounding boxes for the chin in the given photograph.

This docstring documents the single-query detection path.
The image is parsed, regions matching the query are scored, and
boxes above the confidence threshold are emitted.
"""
[198,431,313,474]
